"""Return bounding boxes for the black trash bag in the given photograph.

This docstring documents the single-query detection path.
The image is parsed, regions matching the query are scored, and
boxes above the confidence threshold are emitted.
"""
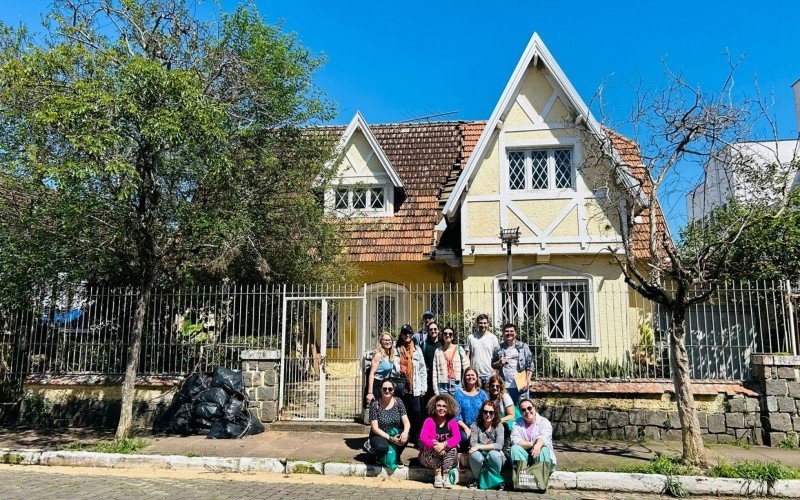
[168,403,194,435]
[195,387,230,408]
[153,395,183,433]
[211,366,244,397]
[179,373,211,400]
[207,420,245,439]
[192,401,223,420]
[242,411,265,436]
[222,397,245,421]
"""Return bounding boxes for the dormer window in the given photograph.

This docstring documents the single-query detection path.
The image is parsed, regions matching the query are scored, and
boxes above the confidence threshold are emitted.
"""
[332,185,391,215]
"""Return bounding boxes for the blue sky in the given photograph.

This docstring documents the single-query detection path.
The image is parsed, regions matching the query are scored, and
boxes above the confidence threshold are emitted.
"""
[3,0,800,231]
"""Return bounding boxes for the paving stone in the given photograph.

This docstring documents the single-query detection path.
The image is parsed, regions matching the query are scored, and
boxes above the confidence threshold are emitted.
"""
[607,411,628,428]
[725,412,745,429]
[707,414,726,433]
[766,379,789,396]
[645,410,667,427]
[727,397,747,413]
[571,407,588,423]
[778,397,796,412]
[767,396,779,412]
[777,367,798,380]
[769,413,794,432]
[788,382,800,398]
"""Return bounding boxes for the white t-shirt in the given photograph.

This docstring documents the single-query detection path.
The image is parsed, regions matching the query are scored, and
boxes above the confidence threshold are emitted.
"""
[466,331,499,378]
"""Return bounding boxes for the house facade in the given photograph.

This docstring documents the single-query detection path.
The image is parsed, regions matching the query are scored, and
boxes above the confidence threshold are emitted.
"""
[321,34,658,373]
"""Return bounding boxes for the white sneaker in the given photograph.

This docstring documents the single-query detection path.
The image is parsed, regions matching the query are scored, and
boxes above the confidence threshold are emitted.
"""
[433,475,443,488]
[443,477,453,489]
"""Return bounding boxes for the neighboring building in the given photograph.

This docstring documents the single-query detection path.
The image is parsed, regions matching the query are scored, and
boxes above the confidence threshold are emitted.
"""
[318,33,665,374]
[686,79,800,221]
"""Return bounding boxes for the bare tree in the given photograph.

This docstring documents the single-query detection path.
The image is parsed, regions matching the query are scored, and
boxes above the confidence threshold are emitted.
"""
[580,60,798,466]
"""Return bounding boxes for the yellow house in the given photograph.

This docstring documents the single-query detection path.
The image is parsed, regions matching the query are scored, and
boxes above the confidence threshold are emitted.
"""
[281,33,670,420]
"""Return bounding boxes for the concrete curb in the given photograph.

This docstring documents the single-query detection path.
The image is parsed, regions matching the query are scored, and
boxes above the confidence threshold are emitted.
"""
[3,448,800,497]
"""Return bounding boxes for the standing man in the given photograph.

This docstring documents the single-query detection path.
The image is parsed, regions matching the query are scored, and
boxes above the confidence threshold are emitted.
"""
[465,313,499,386]
[413,310,437,345]
[419,321,442,409]
[492,323,533,404]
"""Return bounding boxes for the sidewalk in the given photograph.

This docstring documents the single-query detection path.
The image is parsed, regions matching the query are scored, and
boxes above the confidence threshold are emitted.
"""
[2,425,799,471]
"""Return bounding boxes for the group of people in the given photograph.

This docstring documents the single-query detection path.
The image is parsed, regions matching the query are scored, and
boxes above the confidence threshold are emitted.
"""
[364,312,555,490]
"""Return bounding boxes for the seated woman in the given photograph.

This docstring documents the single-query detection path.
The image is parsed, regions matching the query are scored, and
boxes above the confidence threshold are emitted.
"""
[418,394,461,489]
[510,398,556,469]
[468,400,506,489]
[453,367,488,470]
[486,373,516,426]
[366,379,411,468]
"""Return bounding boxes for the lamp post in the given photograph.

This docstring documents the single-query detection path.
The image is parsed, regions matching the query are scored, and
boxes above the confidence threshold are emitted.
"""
[500,227,521,321]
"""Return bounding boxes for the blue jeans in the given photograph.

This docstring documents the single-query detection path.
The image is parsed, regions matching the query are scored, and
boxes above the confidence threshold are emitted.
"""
[469,449,505,479]
[437,380,461,395]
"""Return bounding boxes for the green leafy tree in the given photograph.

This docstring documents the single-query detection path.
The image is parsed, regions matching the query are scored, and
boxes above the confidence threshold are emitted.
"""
[0,0,348,437]
[682,190,800,281]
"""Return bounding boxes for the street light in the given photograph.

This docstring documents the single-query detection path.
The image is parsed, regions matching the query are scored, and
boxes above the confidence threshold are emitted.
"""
[500,227,520,321]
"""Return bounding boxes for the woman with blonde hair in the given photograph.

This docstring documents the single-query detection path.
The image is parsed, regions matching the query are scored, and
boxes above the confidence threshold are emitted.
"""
[366,332,400,403]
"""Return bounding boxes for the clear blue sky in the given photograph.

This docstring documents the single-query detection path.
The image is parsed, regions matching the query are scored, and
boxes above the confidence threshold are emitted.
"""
[3,0,800,230]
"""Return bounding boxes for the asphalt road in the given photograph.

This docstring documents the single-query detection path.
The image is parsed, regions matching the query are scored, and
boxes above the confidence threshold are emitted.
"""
[0,465,686,499]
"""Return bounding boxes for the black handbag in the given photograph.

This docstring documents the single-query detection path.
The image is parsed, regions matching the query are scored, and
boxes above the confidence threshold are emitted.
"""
[388,375,407,397]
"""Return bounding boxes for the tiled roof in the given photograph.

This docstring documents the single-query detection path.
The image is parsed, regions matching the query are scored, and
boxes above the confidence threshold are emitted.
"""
[333,121,484,262]
[603,128,671,261]
[328,120,664,263]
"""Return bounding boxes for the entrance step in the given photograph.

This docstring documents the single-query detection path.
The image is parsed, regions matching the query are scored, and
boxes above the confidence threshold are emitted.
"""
[268,421,368,434]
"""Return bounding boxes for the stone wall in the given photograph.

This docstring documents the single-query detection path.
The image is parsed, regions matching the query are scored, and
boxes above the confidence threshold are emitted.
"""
[240,349,280,423]
[752,354,800,447]
[530,380,764,445]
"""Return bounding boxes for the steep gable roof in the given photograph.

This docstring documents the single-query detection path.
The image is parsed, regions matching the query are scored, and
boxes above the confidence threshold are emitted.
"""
[331,111,404,188]
[442,33,646,221]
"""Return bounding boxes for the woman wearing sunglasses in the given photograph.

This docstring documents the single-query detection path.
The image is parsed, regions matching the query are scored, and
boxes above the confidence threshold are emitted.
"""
[366,332,400,404]
[510,397,556,469]
[397,324,427,447]
[365,379,411,465]
[468,400,506,489]
[432,326,470,396]
[418,393,461,488]
[486,373,516,426]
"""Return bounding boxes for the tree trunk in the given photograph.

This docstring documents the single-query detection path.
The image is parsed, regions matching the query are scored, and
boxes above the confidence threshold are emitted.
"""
[115,272,155,439]
[668,306,707,467]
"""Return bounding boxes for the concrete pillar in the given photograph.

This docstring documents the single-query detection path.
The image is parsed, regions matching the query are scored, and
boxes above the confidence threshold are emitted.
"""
[240,349,281,423]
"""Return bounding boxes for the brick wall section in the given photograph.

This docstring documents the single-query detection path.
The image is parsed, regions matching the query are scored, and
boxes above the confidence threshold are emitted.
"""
[240,350,280,424]
[752,354,800,447]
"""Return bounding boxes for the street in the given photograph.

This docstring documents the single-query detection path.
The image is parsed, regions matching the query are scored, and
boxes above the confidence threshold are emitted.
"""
[0,465,693,499]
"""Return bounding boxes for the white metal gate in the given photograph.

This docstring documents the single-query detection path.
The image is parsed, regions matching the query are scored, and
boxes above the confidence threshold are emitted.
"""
[278,290,365,421]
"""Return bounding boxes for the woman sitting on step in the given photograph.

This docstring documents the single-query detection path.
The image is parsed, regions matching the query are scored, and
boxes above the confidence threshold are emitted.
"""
[418,393,461,488]
[365,379,410,468]
[468,400,506,489]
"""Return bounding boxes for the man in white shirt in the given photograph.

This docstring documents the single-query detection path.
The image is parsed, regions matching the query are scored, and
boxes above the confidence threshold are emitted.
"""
[465,313,499,386]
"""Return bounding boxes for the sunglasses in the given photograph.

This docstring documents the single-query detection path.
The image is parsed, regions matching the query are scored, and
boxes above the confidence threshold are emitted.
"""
[442,332,453,336]
[489,384,501,388]
[401,331,412,336]
[382,387,394,393]
[482,410,495,415]
[521,406,535,413]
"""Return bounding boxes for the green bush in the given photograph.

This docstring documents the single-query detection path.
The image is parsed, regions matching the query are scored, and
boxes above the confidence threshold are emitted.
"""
[709,460,800,484]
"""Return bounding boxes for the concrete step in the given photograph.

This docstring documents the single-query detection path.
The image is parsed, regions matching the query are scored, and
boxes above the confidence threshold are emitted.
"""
[267,421,368,434]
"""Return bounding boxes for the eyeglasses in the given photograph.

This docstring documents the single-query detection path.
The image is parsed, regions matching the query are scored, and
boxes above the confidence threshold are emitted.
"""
[521,406,535,413]
[380,339,392,342]
[482,410,495,415]
[381,387,394,393]
[401,331,412,336]
[489,384,501,388]
[442,332,453,336]
[435,404,448,409]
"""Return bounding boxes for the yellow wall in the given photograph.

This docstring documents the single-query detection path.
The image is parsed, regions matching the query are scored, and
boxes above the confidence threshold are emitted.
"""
[336,129,387,183]
[461,255,640,368]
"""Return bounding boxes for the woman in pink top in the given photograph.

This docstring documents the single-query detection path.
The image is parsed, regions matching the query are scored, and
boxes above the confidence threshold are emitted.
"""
[418,393,461,489]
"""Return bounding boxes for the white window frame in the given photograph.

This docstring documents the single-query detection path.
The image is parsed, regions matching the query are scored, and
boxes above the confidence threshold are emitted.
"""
[506,147,574,191]
[502,279,590,345]
[328,184,393,217]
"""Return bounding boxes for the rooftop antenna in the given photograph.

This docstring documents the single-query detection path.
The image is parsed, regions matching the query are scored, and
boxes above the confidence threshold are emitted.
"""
[398,110,459,123]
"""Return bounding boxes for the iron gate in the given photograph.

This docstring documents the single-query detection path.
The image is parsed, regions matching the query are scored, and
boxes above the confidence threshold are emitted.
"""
[279,291,365,421]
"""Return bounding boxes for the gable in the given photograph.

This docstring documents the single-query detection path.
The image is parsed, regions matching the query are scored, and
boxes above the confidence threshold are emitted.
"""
[331,111,404,189]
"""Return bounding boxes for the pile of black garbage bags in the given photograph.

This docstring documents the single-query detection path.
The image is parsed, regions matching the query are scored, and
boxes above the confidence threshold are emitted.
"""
[153,366,264,439]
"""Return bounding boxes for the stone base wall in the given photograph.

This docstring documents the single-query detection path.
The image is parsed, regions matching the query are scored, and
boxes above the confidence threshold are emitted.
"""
[752,355,800,447]
[240,350,280,423]
[529,380,764,445]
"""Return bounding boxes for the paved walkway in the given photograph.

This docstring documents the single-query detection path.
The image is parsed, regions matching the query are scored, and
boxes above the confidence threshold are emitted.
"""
[0,465,721,499]
[2,426,799,471]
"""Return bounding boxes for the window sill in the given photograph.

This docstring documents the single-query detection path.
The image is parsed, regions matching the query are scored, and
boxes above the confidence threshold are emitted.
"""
[540,342,598,351]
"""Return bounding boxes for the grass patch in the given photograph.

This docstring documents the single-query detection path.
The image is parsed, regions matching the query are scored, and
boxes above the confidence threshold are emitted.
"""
[186,451,198,458]
[778,433,798,450]
[562,454,696,476]
[291,464,322,474]
[709,460,800,484]
[65,437,150,455]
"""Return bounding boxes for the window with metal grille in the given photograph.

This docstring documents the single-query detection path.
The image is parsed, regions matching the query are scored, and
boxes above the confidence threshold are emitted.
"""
[376,295,396,333]
[326,304,339,348]
[332,185,387,212]
[506,148,573,190]
[501,280,589,343]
